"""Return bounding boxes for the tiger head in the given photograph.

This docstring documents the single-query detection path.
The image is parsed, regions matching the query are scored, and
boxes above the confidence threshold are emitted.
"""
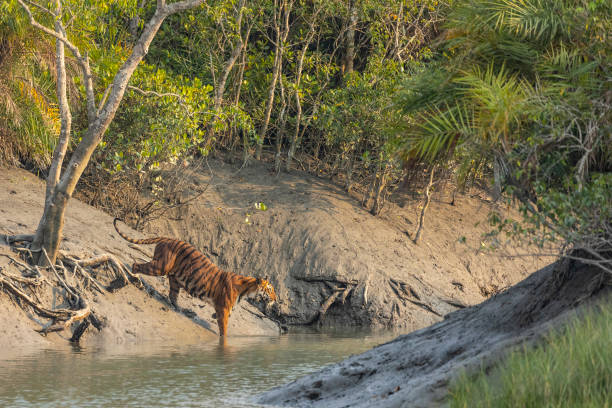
[256,277,277,303]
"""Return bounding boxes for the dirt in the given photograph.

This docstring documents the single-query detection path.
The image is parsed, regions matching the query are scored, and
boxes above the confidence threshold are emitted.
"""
[256,260,611,407]
[0,167,279,356]
[145,157,549,331]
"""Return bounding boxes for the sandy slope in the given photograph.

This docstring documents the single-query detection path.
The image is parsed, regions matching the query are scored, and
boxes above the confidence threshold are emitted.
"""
[0,168,279,356]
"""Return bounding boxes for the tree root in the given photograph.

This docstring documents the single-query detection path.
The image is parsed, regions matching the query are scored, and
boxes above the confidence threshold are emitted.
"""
[3,234,35,244]
[0,249,113,341]
[294,275,359,286]
[389,276,467,318]
[58,251,144,289]
[310,284,356,326]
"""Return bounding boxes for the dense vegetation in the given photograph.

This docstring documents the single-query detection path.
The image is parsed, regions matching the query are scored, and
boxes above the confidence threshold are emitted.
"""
[0,0,610,268]
[450,299,611,407]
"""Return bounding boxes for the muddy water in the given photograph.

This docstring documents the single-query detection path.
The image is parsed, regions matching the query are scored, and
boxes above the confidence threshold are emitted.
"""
[0,330,397,407]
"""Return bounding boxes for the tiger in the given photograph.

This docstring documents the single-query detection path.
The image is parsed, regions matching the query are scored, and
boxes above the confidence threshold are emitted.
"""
[113,218,277,336]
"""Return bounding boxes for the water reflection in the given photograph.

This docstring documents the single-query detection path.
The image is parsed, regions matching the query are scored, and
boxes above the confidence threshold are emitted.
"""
[0,329,398,407]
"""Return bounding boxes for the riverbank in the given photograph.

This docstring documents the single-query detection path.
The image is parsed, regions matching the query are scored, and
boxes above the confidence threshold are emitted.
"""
[142,157,549,331]
[0,159,546,353]
[0,168,279,355]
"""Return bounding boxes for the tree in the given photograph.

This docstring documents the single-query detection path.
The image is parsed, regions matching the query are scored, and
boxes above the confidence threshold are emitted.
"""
[16,0,207,265]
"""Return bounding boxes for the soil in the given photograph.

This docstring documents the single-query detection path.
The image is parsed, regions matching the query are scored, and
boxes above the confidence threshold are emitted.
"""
[0,167,279,356]
[145,157,550,331]
[256,260,611,407]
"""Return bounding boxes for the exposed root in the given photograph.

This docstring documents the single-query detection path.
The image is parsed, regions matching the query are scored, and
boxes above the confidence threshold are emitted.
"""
[0,248,110,340]
[3,234,35,244]
[0,275,74,320]
[389,276,466,318]
[294,275,359,286]
[58,251,144,289]
[317,290,341,324]
[308,283,357,326]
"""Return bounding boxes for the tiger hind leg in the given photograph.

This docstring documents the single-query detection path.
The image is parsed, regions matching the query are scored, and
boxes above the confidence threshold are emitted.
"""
[131,259,166,277]
[168,276,181,308]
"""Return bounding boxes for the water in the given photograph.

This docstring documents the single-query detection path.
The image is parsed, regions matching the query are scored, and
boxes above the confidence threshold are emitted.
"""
[0,330,397,407]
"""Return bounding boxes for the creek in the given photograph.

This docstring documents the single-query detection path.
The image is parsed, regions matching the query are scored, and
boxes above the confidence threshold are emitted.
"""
[0,329,397,407]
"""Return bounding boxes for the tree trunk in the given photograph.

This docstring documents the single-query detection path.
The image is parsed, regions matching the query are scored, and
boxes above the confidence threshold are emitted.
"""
[286,5,319,172]
[370,161,390,216]
[345,150,355,193]
[274,76,287,173]
[206,0,246,146]
[344,0,358,76]
[256,0,292,160]
[413,165,436,244]
[20,0,206,265]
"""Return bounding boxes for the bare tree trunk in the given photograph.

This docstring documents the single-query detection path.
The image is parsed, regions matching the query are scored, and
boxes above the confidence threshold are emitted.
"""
[274,76,287,173]
[18,0,207,265]
[207,0,246,146]
[234,24,252,165]
[345,150,355,193]
[344,0,358,76]
[286,5,319,172]
[32,9,72,263]
[371,161,390,216]
[256,0,292,160]
[413,165,436,244]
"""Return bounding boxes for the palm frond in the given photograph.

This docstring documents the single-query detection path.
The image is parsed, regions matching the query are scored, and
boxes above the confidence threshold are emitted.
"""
[406,103,474,162]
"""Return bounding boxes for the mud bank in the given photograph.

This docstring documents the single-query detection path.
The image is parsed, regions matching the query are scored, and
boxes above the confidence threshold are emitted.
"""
[147,158,548,332]
[257,260,611,407]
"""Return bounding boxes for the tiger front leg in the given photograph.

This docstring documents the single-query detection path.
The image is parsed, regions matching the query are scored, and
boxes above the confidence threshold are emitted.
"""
[215,305,230,336]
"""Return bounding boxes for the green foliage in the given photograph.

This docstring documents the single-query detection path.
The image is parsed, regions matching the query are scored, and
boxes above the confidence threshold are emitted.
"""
[0,2,60,167]
[396,0,611,260]
[449,300,612,407]
[96,65,213,174]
